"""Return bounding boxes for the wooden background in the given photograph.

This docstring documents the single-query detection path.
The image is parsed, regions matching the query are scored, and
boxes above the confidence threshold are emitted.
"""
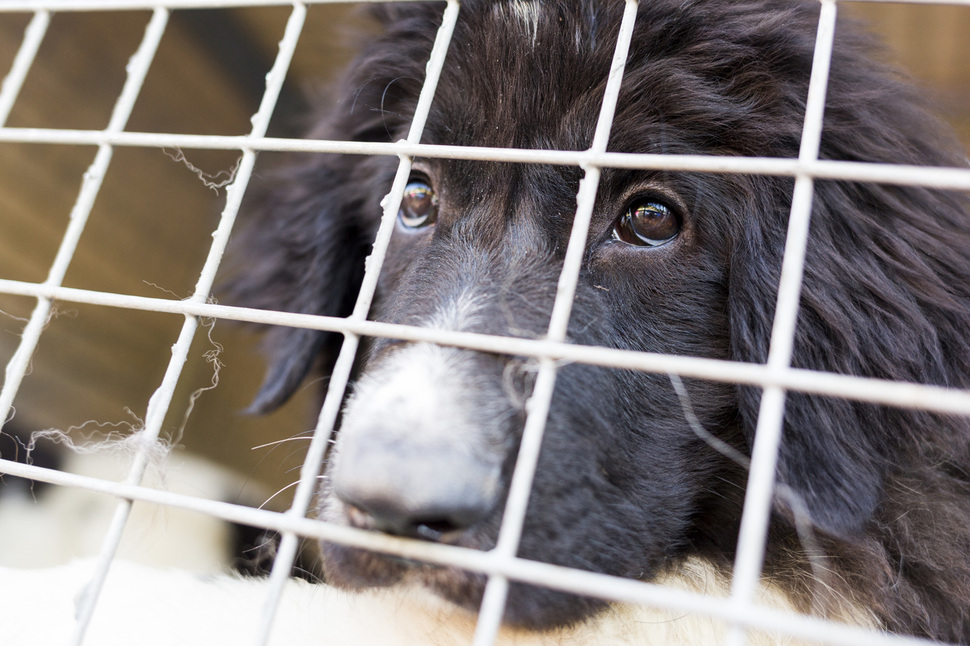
[0,3,967,497]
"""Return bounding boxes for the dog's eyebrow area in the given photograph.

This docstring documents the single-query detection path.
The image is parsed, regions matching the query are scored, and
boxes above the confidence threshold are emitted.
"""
[2,1,970,646]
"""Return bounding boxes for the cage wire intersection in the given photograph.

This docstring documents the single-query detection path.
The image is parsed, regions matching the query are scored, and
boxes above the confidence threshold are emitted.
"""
[0,1,969,645]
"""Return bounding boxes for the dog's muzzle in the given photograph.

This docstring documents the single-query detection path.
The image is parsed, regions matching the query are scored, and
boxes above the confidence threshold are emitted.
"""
[329,342,512,540]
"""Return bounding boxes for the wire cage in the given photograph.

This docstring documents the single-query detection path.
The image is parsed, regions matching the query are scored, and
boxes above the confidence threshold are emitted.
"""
[0,1,969,645]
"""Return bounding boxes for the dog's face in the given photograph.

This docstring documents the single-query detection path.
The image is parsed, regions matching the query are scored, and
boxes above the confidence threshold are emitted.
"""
[233,0,970,634]
[320,155,743,624]
[313,2,779,627]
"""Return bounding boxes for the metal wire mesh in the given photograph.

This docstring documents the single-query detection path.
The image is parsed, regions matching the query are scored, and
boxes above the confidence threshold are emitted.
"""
[0,1,969,645]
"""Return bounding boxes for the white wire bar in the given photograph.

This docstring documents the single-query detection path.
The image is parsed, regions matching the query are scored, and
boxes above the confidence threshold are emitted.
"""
[0,0,434,10]
[0,452,953,646]
[0,11,48,127]
[3,277,970,418]
[41,4,304,644]
[727,3,839,645]
[253,2,461,644]
[0,7,171,640]
[472,2,640,642]
[4,0,970,10]
[49,9,174,644]
[1,129,969,190]
[146,5,314,642]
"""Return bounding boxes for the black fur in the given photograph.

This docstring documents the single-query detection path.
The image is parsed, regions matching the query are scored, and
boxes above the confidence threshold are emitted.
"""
[229,1,970,641]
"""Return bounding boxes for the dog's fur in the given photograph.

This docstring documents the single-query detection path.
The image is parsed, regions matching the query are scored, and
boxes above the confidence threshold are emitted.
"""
[231,0,970,642]
[0,557,820,646]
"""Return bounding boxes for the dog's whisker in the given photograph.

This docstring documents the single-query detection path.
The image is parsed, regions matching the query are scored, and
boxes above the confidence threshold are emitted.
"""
[250,436,313,451]
[774,483,835,608]
[668,373,750,470]
[258,480,301,511]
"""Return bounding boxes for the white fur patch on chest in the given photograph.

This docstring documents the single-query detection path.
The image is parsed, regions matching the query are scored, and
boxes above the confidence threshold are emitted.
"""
[0,557,873,646]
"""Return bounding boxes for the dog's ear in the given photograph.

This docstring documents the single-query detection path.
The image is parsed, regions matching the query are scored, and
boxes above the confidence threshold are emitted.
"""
[727,193,889,536]
[716,13,970,537]
[226,5,439,413]
[226,158,370,413]
[724,187,879,536]
[727,176,970,536]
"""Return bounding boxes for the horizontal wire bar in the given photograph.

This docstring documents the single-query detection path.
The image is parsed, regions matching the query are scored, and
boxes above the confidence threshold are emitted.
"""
[0,459,935,646]
[846,0,970,4]
[0,455,950,646]
[3,278,970,416]
[3,0,970,9]
[0,0,429,11]
[0,127,967,189]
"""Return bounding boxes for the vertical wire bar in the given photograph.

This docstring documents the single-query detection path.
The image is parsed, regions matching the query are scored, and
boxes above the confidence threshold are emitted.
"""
[726,2,838,645]
[0,10,49,128]
[32,9,172,643]
[72,5,305,644]
[1,8,167,431]
[0,10,51,428]
[254,3,461,644]
[471,2,641,644]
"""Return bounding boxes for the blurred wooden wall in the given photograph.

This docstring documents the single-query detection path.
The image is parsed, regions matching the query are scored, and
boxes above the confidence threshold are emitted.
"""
[0,6,366,498]
[847,2,970,145]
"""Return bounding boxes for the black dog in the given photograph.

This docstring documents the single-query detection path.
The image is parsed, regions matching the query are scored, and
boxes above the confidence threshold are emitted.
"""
[231,1,970,641]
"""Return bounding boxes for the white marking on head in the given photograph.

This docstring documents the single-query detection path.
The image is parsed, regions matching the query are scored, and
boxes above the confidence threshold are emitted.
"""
[346,343,460,446]
[343,341,512,449]
[426,288,485,332]
[330,341,511,523]
[498,0,542,48]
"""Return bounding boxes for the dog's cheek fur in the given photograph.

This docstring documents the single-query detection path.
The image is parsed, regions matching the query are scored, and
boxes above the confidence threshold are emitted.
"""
[572,237,747,560]
[728,176,970,536]
[225,151,396,412]
[223,2,439,411]
[318,226,735,627]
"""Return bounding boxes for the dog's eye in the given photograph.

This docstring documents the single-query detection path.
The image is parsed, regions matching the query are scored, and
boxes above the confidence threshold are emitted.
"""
[612,200,680,247]
[399,181,438,229]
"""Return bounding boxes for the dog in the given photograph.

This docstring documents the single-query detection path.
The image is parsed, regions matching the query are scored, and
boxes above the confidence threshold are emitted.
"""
[227,0,970,642]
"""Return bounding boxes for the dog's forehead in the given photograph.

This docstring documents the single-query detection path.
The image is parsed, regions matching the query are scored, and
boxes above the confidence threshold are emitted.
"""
[493,0,603,52]
[501,0,542,45]
[412,0,806,161]
[431,158,580,212]
[424,2,620,152]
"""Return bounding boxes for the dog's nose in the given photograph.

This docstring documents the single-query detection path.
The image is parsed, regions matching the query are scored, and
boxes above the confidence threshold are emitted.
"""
[332,438,501,539]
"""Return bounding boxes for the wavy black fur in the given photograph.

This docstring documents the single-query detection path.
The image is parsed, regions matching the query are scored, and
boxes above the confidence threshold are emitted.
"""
[228,1,970,640]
